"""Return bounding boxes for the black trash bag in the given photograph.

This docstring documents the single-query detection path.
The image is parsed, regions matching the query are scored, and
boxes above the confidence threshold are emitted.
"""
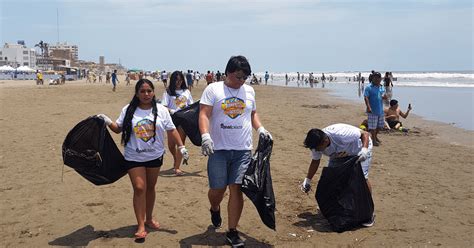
[171,100,201,146]
[62,116,127,185]
[315,156,374,232]
[241,134,276,230]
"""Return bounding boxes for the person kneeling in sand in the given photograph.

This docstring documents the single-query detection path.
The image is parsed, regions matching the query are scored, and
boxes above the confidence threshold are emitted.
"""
[301,123,375,227]
[384,99,412,132]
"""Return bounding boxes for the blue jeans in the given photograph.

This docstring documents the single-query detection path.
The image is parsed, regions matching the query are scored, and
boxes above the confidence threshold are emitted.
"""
[207,150,251,189]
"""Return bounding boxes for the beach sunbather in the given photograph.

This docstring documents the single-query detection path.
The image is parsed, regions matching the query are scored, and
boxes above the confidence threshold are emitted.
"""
[384,99,412,132]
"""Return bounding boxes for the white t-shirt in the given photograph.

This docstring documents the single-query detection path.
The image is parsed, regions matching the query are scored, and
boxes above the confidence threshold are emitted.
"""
[161,72,168,80]
[200,81,256,150]
[311,123,372,160]
[116,103,176,162]
[161,89,194,111]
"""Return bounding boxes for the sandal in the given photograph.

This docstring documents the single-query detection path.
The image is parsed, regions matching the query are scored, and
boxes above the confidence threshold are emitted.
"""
[145,220,161,230]
[134,231,147,239]
[173,169,184,176]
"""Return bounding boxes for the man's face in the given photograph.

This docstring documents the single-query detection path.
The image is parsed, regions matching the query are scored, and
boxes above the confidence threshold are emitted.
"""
[315,137,330,151]
[373,76,382,85]
[228,70,248,87]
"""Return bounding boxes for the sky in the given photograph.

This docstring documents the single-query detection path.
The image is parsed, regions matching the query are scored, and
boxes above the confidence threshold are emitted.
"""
[1,0,472,72]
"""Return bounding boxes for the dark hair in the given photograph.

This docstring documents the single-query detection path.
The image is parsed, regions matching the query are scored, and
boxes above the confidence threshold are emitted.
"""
[121,79,158,146]
[168,71,187,96]
[390,99,398,107]
[225,55,251,76]
[304,128,327,149]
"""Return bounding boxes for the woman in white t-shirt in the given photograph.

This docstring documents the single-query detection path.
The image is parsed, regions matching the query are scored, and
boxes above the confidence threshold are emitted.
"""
[161,71,194,176]
[97,79,189,240]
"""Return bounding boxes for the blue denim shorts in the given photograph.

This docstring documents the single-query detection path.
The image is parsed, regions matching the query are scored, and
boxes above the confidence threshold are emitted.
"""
[207,150,252,189]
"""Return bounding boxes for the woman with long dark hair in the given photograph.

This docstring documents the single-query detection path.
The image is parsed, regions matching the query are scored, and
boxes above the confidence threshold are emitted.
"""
[97,79,189,239]
[161,71,194,176]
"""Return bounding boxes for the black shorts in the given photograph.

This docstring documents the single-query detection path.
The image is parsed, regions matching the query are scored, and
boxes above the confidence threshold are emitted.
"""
[387,120,402,129]
[125,156,163,170]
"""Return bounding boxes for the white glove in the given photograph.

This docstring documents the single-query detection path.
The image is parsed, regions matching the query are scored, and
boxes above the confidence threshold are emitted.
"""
[201,133,214,156]
[179,146,189,163]
[97,114,112,126]
[257,126,273,140]
[357,147,369,162]
[301,178,312,193]
[169,109,176,115]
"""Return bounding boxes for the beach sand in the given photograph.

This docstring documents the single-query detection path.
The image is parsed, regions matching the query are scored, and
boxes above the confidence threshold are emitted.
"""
[0,78,473,247]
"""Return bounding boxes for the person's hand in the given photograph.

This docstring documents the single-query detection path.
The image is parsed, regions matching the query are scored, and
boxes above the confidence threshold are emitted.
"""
[169,109,176,115]
[257,126,273,140]
[97,114,112,126]
[179,146,189,163]
[357,147,369,162]
[301,178,312,193]
[366,107,372,113]
[201,133,214,156]
[408,103,412,111]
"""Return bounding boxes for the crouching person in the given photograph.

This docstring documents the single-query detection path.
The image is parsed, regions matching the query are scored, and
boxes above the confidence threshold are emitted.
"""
[301,123,375,227]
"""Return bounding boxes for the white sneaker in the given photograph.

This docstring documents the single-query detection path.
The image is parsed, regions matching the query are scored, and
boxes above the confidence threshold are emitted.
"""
[362,214,375,227]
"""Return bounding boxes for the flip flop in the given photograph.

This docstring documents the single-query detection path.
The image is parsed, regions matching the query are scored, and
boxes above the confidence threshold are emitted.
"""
[134,231,147,239]
[173,169,184,176]
[145,220,161,230]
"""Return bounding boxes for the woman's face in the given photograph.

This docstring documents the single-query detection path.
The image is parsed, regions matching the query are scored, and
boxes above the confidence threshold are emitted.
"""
[176,75,183,88]
[136,83,155,105]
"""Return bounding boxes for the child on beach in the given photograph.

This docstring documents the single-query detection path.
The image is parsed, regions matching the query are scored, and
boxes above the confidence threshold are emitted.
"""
[161,71,194,176]
[384,99,412,132]
[97,79,189,239]
[364,71,387,146]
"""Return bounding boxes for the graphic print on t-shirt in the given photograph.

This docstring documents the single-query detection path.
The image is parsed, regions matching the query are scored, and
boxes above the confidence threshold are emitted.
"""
[133,119,154,142]
[174,95,188,109]
[221,97,246,119]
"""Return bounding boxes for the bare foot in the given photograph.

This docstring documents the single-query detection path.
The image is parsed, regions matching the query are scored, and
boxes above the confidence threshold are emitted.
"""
[174,169,184,176]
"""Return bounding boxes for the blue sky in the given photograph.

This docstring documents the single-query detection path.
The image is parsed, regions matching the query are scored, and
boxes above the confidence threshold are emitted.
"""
[1,0,472,72]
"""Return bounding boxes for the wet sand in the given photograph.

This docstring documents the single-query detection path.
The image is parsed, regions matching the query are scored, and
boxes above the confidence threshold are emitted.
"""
[0,78,473,247]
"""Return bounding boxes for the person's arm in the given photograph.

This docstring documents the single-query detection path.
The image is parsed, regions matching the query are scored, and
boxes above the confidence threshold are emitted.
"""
[399,106,411,119]
[306,159,321,180]
[360,130,369,148]
[364,96,372,113]
[199,104,213,135]
[251,111,262,130]
[108,122,122,134]
[167,129,184,147]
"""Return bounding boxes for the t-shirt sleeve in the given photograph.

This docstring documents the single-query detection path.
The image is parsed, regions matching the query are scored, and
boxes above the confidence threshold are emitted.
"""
[251,87,257,111]
[187,90,194,105]
[115,105,128,127]
[311,149,322,160]
[161,92,169,107]
[160,105,176,131]
[363,86,370,97]
[200,85,215,106]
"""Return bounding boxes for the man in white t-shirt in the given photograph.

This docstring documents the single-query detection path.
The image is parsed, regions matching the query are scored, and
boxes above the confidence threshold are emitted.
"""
[199,56,272,247]
[301,123,375,227]
[161,70,168,88]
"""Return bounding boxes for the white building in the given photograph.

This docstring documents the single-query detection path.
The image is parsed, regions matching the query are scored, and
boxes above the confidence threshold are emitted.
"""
[0,43,37,68]
[49,42,78,61]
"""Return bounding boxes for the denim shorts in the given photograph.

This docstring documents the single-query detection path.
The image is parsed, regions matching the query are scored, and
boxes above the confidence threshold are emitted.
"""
[207,150,252,189]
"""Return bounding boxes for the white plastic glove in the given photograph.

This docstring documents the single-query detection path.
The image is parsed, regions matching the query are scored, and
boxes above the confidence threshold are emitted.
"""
[169,109,176,115]
[257,126,273,140]
[97,114,112,126]
[357,147,369,162]
[201,133,214,156]
[301,178,312,193]
[179,145,189,163]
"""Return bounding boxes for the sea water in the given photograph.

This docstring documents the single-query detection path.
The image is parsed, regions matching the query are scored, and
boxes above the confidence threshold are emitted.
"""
[254,71,474,130]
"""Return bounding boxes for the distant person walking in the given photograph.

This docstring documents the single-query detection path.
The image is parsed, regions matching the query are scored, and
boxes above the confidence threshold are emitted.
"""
[106,72,111,84]
[205,70,213,85]
[186,70,194,91]
[36,70,43,85]
[112,70,119,92]
[264,71,269,85]
[364,71,387,146]
[161,70,168,88]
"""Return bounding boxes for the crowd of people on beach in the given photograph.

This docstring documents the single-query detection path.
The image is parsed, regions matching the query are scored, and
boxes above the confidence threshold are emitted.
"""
[87,56,413,246]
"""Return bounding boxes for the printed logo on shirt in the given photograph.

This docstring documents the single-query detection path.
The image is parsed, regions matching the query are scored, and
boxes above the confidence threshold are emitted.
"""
[174,95,187,109]
[133,119,155,142]
[221,97,246,119]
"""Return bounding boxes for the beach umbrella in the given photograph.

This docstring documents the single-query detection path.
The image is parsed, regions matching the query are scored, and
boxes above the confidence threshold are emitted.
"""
[16,66,35,72]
